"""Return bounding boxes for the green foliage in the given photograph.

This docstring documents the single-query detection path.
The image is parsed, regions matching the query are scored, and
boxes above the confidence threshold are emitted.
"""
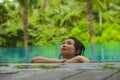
[68,21,90,43]
[0,0,120,47]
[94,22,120,43]
[0,3,9,24]
[28,24,68,46]
[0,2,23,47]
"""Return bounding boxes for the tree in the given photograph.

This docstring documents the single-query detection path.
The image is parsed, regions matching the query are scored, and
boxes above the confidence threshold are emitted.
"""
[16,0,28,47]
[16,0,40,47]
[87,0,94,59]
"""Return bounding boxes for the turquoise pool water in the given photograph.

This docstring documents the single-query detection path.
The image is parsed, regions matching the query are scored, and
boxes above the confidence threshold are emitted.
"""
[0,43,120,63]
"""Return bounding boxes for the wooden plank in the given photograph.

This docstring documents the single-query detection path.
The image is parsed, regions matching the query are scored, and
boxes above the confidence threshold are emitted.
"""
[1,69,119,80]
[63,70,119,80]
[0,69,84,80]
[0,63,120,80]
[104,71,120,80]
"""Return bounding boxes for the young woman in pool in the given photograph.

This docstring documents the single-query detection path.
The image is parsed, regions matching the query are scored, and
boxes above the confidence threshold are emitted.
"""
[31,37,90,63]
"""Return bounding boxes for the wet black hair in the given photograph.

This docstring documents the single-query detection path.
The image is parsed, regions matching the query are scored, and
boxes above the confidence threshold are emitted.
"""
[59,37,85,59]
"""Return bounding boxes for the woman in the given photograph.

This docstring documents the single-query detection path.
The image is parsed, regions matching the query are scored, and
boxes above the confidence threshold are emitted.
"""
[31,37,89,63]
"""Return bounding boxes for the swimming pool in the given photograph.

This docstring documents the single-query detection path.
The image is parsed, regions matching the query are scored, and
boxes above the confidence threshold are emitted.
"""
[0,43,120,63]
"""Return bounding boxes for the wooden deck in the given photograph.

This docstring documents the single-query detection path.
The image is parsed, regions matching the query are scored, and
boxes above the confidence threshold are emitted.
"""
[0,62,120,80]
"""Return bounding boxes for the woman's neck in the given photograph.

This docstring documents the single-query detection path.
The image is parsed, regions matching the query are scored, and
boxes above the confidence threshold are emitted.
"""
[63,55,75,59]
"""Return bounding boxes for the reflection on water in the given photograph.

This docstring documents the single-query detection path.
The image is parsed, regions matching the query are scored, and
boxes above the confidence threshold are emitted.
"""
[0,45,60,63]
[85,43,120,62]
[0,43,120,63]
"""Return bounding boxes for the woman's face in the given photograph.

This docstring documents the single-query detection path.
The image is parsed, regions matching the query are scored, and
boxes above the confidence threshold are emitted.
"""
[60,39,76,59]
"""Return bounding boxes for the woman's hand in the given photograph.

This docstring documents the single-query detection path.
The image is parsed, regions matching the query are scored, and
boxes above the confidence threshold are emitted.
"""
[60,59,67,63]
[31,57,67,63]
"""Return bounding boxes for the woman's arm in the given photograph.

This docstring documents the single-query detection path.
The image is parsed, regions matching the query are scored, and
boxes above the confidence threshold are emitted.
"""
[65,56,90,63]
[31,57,66,63]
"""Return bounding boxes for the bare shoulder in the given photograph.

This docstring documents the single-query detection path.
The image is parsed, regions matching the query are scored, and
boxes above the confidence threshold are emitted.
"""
[75,56,90,63]
[64,56,90,63]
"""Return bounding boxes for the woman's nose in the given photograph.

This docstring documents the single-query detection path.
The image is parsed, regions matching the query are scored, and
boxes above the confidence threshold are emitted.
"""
[62,43,67,46]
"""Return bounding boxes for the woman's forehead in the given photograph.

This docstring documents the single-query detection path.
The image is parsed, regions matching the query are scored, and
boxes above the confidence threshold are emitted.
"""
[64,39,75,43]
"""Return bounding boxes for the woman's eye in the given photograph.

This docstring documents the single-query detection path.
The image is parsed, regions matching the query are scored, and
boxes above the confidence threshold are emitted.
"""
[68,42,72,45]
[62,42,65,45]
